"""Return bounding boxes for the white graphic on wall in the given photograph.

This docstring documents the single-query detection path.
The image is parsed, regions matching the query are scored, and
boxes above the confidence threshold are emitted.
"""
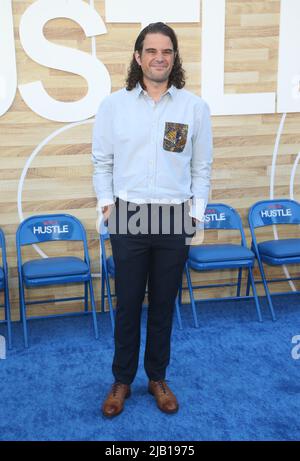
[18,1,99,272]
[201,0,275,115]
[1,0,300,118]
[270,113,300,292]
[18,0,111,122]
[105,0,200,28]
[17,119,94,259]
[277,0,300,113]
[0,0,16,117]
[271,0,300,292]
[290,152,300,201]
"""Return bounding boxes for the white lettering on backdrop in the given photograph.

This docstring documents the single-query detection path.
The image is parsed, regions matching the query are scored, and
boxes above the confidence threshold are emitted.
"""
[0,0,299,121]
[201,0,276,115]
[18,0,111,122]
[277,0,300,113]
[0,0,17,116]
[105,0,200,27]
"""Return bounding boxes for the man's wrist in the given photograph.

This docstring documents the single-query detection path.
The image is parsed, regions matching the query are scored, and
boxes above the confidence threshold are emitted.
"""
[96,198,115,211]
[191,217,204,230]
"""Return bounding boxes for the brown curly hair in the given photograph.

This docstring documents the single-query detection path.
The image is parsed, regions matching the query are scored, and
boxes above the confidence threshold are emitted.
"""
[125,22,186,91]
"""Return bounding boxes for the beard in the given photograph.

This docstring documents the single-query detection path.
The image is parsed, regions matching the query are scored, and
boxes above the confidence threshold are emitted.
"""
[145,67,172,84]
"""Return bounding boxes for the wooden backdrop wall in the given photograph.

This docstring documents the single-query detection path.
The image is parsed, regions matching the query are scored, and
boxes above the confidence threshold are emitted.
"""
[1,0,300,320]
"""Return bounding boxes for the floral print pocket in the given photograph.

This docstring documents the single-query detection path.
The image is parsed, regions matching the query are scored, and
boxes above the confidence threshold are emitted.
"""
[163,122,188,153]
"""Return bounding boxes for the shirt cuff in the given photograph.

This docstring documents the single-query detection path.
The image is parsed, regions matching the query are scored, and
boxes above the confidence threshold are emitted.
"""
[96,198,115,211]
[188,215,204,230]
[188,198,206,222]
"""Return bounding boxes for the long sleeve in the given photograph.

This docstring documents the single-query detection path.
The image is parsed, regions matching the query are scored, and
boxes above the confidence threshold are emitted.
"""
[189,101,213,222]
[92,97,115,207]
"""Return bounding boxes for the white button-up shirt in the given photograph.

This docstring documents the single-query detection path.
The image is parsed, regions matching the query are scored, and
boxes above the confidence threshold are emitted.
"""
[92,83,213,221]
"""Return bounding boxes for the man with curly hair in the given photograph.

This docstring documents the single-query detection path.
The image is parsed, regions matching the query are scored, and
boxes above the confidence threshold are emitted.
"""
[92,22,213,418]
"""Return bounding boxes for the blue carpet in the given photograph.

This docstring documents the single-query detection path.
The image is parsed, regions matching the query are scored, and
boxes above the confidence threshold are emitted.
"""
[1,295,300,441]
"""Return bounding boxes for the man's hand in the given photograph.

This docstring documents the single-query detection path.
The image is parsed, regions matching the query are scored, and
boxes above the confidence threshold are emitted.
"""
[96,204,114,233]
[190,217,204,246]
[102,204,114,221]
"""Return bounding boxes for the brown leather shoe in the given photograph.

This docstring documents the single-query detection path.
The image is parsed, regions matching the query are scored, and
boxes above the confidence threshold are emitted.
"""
[148,380,179,414]
[102,382,131,418]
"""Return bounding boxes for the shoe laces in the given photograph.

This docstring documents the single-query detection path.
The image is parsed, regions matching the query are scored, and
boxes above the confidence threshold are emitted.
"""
[112,382,124,397]
[156,380,168,395]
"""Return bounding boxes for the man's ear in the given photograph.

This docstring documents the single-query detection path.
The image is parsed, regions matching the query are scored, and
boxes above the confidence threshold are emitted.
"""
[134,50,141,66]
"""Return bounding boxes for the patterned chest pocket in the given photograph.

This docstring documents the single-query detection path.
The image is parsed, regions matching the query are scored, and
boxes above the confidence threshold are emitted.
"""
[163,122,189,153]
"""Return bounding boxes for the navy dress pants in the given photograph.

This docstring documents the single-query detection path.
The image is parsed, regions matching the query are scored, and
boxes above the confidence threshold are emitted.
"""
[108,199,194,385]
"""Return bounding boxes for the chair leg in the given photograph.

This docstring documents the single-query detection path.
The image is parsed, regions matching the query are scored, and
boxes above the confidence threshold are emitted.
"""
[184,263,199,328]
[101,260,105,312]
[19,280,29,348]
[178,281,183,308]
[105,273,115,335]
[175,276,183,329]
[256,257,276,321]
[88,279,99,339]
[4,282,12,350]
[248,267,263,322]
[84,282,89,312]
[237,268,242,297]
[246,270,251,296]
[175,294,183,330]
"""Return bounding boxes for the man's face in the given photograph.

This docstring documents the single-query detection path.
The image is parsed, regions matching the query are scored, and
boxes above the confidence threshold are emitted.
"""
[134,33,175,85]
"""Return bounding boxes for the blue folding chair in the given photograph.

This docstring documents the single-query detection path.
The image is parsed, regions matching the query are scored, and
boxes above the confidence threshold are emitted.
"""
[248,199,300,321]
[16,214,99,347]
[180,203,262,327]
[100,221,183,334]
[0,228,12,350]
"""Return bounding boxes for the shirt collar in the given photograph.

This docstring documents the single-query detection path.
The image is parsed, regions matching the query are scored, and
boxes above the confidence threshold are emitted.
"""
[134,82,176,99]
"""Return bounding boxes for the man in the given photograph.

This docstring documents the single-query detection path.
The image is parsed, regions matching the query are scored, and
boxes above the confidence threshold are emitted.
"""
[92,22,213,418]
